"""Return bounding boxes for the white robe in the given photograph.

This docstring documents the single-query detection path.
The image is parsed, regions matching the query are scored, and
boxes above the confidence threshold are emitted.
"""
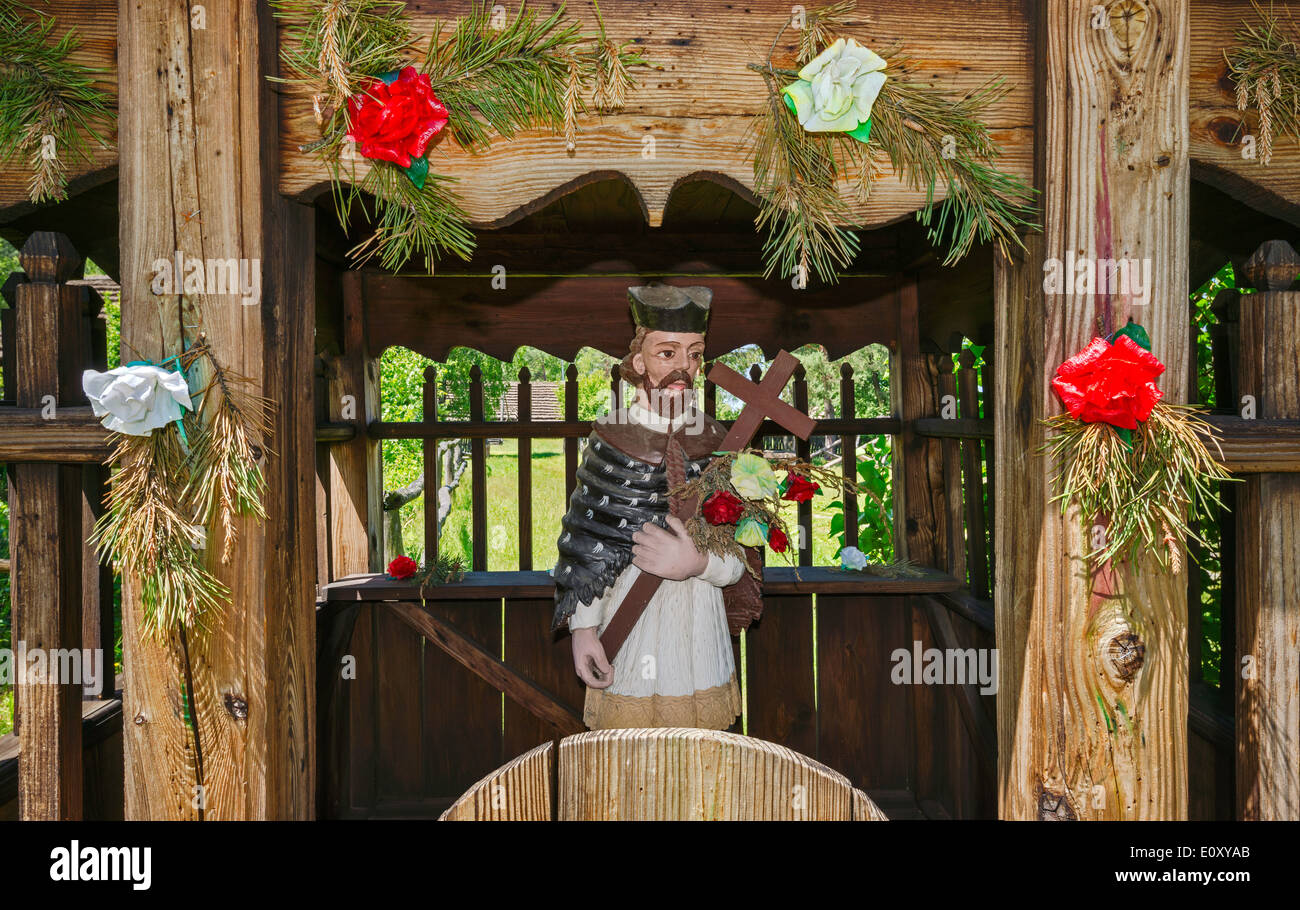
[567,402,744,730]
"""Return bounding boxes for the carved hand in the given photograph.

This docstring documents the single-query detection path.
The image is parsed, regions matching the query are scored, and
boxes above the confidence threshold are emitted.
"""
[571,627,613,688]
[631,515,709,581]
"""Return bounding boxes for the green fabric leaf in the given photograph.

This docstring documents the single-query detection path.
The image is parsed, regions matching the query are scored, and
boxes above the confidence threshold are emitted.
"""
[845,117,873,144]
[1109,321,1151,351]
[401,154,429,190]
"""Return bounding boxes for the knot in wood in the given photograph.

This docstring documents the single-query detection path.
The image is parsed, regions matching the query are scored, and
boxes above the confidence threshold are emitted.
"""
[134,713,146,725]
[1107,631,1145,681]
[1037,785,1077,821]
[224,693,249,720]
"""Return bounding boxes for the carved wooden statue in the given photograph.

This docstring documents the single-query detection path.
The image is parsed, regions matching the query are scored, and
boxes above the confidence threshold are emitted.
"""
[551,284,762,730]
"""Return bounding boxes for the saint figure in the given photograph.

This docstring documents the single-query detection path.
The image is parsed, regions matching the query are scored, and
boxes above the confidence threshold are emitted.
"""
[551,284,760,730]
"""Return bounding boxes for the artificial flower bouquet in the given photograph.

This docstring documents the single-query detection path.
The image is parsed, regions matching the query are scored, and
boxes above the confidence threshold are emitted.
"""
[670,449,855,574]
[1041,321,1233,572]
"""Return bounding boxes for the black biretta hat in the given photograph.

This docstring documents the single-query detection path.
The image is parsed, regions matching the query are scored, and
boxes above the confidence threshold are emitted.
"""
[628,284,712,334]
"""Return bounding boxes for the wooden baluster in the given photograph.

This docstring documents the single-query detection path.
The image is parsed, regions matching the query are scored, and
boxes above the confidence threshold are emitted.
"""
[938,364,965,584]
[470,363,487,572]
[564,363,578,502]
[792,362,812,567]
[80,285,113,699]
[609,362,621,415]
[958,350,988,600]
[705,366,716,418]
[423,365,439,569]
[1234,239,1300,820]
[518,366,533,572]
[839,362,858,554]
[11,231,84,819]
[0,271,23,405]
[979,344,995,592]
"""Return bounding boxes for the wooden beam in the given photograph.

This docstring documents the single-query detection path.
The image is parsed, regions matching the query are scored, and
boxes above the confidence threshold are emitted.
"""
[0,408,111,461]
[1233,241,1300,820]
[388,602,585,735]
[118,0,316,820]
[359,272,900,364]
[995,0,1191,820]
[276,0,1032,230]
[321,565,962,602]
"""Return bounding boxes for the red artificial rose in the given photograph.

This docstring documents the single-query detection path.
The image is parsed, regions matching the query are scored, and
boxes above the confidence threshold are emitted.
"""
[346,67,450,168]
[702,490,745,525]
[768,527,789,553]
[782,474,820,503]
[1051,335,1165,430]
[387,555,418,580]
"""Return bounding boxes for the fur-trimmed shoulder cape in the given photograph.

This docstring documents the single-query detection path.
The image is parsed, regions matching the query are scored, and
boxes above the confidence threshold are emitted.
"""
[551,409,762,635]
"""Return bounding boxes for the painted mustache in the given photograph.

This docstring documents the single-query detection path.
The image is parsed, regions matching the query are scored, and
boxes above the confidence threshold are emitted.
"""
[655,369,694,389]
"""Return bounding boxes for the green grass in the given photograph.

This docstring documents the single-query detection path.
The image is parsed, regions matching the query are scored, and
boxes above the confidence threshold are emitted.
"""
[393,437,856,570]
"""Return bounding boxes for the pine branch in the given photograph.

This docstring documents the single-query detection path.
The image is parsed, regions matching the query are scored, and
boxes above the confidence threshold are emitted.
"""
[0,2,116,203]
[747,1,1038,281]
[1224,0,1300,165]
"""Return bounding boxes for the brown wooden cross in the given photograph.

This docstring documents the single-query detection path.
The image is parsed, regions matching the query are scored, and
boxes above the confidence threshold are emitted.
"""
[599,350,816,662]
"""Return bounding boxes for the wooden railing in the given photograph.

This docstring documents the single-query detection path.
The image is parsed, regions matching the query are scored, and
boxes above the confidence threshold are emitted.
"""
[367,359,902,572]
[0,232,121,821]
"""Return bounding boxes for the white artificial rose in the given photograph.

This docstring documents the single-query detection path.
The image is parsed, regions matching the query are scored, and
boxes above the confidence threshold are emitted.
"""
[782,38,887,135]
[82,364,193,436]
[840,545,868,571]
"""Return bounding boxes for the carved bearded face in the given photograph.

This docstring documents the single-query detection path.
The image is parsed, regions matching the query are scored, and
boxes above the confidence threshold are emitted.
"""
[631,330,705,416]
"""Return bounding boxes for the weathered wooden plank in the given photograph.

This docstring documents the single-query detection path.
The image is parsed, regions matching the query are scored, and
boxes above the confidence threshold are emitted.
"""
[502,598,585,760]
[420,601,505,799]
[119,0,316,820]
[331,272,382,575]
[370,415,900,440]
[469,365,487,571]
[0,407,110,461]
[374,607,424,798]
[1234,243,1300,820]
[816,593,911,791]
[957,351,989,599]
[744,596,817,758]
[11,232,85,820]
[995,0,1190,820]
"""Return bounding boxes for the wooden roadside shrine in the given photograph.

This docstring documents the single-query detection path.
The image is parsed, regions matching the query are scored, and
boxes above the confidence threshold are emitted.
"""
[0,0,1298,822]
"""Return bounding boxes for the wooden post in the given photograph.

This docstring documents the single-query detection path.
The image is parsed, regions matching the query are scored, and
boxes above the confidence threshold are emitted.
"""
[333,271,382,575]
[11,232,85,820]
[119,0,316,819]
[1234,240,1300,820]
[995,0,1190,819]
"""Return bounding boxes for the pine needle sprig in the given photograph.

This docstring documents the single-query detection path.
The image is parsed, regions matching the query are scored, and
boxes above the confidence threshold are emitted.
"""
[747,1,1038,281]
[273,0,653,273]
[1224,1,1300,165]
[180,337,274,566]
[0,2,115,203]
[90,424,229,640]
[1041,403,1235,572]
[423,2,581,150]
[869,66,1037,265]
[271,0,416,147]
[348,161,476,271]
[749,63,861,283]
